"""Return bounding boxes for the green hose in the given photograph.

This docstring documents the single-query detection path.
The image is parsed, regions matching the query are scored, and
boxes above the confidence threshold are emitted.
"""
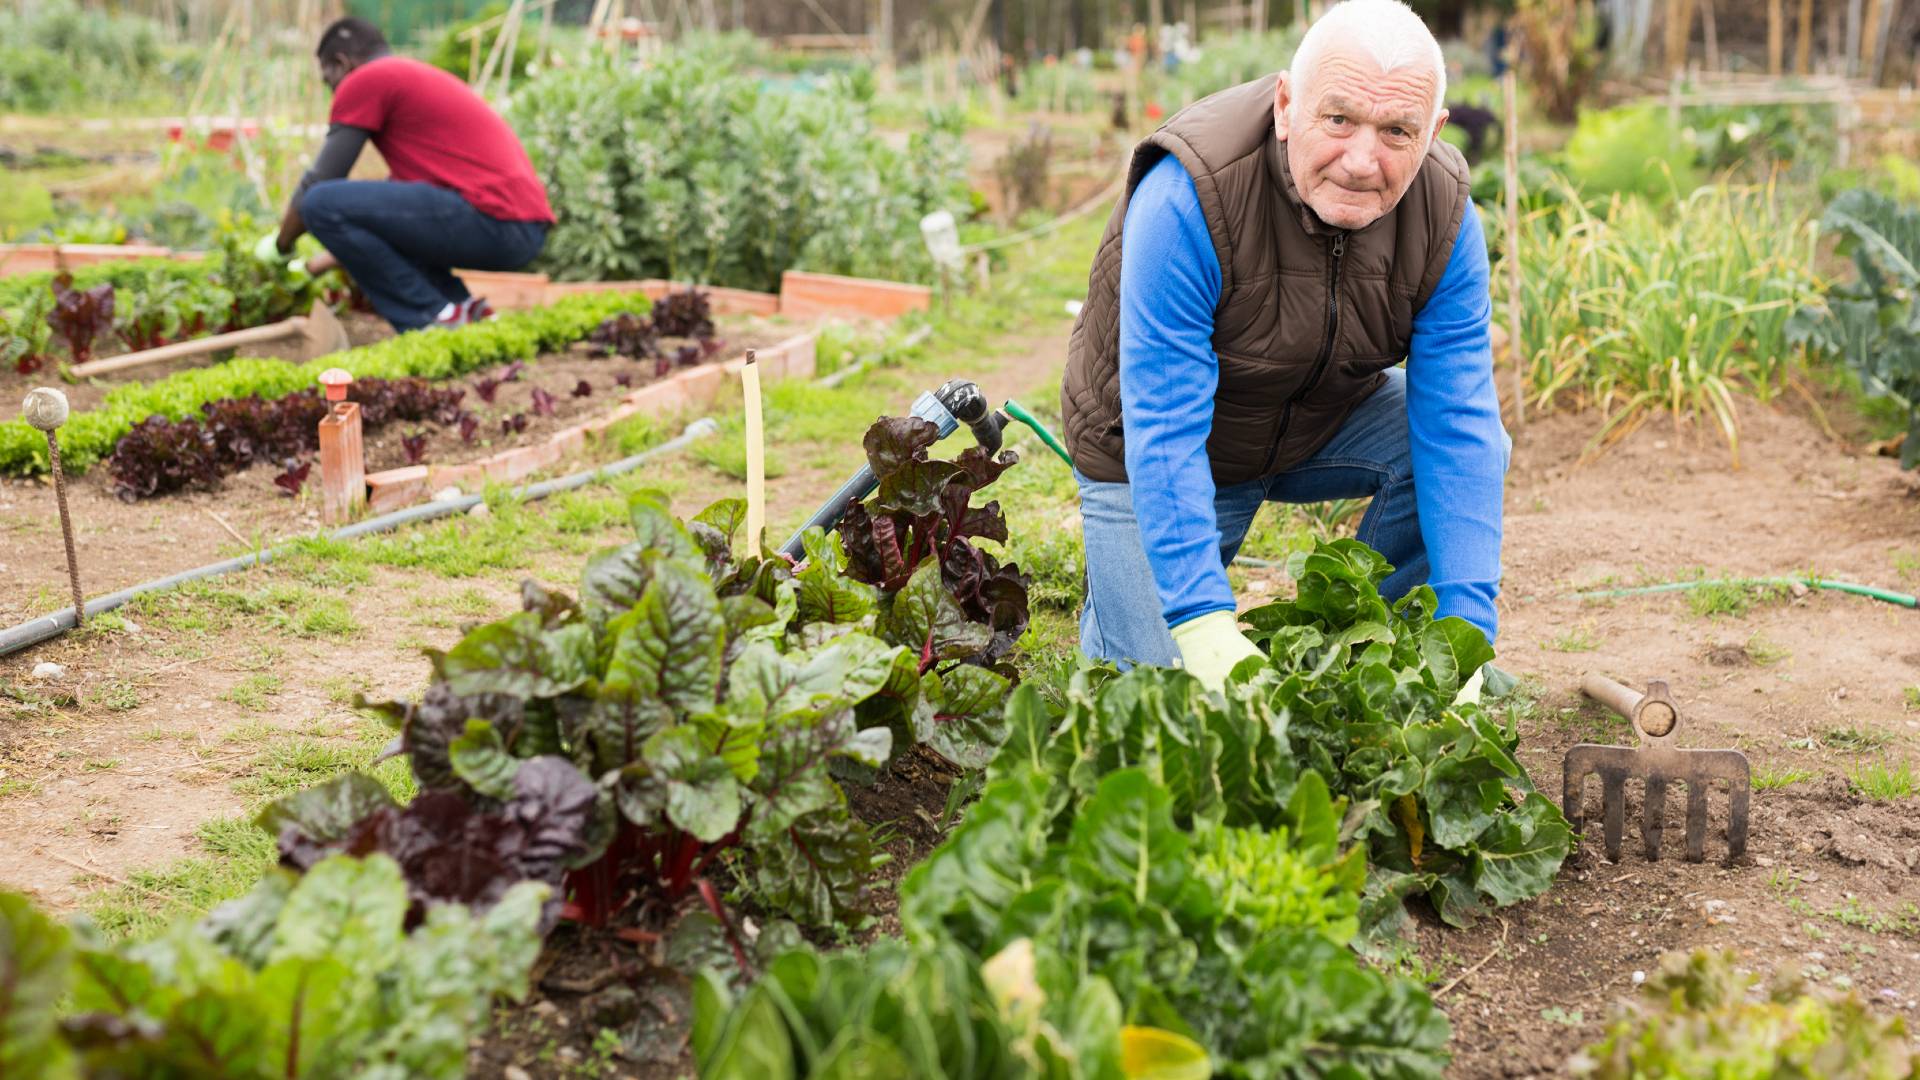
[1568,576,1917,609]
[1003,398,1075,469]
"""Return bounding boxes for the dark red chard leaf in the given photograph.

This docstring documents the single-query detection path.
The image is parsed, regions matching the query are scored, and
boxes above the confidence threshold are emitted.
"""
[653,353,672,378]
[530,386,557,417]
[402,431,430,464]
[474,376,503,404]
[673,344,701,369]
[502,413,529,435]
[501,360,527,383]
[572,380,593,398]
[273,459,312,497]
[861,416,941,477]
[700,337,725,357]
[46,274,117,365]
[614,372,633,388]
[459,413,480,443]
[650,288,715,340]
[587,311,657,359]
[15,352,46,376]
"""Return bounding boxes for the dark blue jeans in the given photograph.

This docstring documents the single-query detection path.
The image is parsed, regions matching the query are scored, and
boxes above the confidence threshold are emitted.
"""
[300,179,548,331]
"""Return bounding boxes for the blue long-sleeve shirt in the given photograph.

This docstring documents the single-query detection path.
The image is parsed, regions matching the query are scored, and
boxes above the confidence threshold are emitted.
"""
[1118,152,1506,641]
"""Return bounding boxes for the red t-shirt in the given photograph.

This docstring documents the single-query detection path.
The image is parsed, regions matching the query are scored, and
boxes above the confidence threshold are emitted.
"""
[330,56,553,224]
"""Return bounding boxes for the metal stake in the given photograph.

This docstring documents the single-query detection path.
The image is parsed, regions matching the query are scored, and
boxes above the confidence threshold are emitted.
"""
[22,388,84,626]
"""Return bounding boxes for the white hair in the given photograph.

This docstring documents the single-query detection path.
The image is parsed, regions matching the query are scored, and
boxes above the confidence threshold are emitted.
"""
[1288,0,1447,126]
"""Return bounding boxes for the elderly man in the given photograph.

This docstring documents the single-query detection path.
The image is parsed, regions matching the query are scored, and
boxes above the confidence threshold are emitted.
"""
[1062,0,1506,690]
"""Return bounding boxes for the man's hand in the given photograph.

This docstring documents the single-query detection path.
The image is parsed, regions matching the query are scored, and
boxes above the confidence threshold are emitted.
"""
[1169,610,1263,692]
[305,250,339,275]
[253,232,290,264]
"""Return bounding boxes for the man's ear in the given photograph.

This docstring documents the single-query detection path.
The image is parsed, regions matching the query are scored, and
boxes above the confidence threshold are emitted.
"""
[1273,71,1293,141]
[1430,107,1451,146]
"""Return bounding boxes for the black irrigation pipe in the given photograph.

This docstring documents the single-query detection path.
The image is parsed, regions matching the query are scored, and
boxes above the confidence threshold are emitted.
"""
[0,419,720,659]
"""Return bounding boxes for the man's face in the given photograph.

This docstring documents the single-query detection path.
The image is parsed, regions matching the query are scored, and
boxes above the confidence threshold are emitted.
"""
[1273,45,1447,230]
[319,54,350,92]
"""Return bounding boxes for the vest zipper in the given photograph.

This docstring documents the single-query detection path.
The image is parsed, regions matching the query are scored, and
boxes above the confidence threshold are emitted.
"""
[1259,230,1347,476]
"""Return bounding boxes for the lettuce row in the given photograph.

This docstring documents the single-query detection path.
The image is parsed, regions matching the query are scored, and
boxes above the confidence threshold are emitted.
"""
[0,290,650,476]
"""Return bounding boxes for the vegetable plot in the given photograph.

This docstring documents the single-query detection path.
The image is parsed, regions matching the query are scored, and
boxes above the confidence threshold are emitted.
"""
[0,290,648,476]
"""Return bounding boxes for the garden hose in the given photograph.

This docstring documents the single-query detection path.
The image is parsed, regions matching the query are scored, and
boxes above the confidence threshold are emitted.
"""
[1002,399,1074,469]
[1566,576,1917,609]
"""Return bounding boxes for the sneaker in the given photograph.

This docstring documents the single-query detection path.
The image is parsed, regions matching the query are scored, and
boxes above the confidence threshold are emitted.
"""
[430,296,496,330]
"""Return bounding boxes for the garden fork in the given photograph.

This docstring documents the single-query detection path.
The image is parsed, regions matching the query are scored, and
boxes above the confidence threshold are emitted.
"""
[1562,674,1750,864]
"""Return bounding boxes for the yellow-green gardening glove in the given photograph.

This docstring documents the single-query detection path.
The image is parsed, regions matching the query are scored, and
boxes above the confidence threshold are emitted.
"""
[253,231,289,264]
[1169,610,1264,692]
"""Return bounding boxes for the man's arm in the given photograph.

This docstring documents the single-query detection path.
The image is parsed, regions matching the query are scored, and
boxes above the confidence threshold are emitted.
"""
[1117,153,1233,629]
[1405,205,1507,642]
[274,123,372,253]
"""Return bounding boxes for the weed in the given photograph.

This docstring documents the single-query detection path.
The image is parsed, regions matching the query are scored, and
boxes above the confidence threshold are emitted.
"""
[0,778,41,798]
[1821,726,1892,752]
[235,643,287,672]
[82,759,120,772]
[549,491,625,535]
[1846,758,1916,801]
[320,673,372,706]
[83,680,141,712]
[224,674,284,711]
[1545,624,1601,653]
[1744,632,1791,666]
[1904,686,1920,713]
[1686,578,1790,619]
[1752,764,1816,791]
[1539,1006,1585,1026]
[1893,549,1918,582]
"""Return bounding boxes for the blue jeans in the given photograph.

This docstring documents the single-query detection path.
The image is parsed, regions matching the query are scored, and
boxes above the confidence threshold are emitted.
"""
[1079,367,1476,666]
[300,180,548,331]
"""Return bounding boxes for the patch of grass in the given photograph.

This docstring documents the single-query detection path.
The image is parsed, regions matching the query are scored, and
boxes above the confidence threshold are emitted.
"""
[1846,757,1916,801]
[356,498,544,578]
[224,674,284,711]
[86,814,279,940]
[1893,549,1918,583]
[549,490,626,535]
[235,643,287,672]
[1752,763,1816,791]
[1821,726,1892,752]
[1903,686,1920,713]
[1686,578,1791,619]
[82,759,120,772]
[1744,632,1791,666]
[83,680,141,712]
[320,673,372,706]
[273,542,373,590]
[1545,624,1601,653]
[0,777,39,799]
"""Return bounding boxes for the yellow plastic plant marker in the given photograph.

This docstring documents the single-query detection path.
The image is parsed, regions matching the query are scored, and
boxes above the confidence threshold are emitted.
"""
[1120,1025,1210,1080]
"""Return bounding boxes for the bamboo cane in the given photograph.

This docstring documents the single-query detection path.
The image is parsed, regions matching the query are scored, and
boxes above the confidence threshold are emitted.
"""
[1502,68,1524,432]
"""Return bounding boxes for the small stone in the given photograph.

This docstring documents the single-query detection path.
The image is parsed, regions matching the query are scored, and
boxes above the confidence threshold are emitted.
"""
[1789,581,1810,598]
[468,502,491,519]
[1631,970,1645,985]
[30,662,65,681]
[1806,950,1826,963]
[531,1000,559,1017]
[432,486,466,502]
[120,620,140,635]
[1753,855,1774,868]
[504,1067,533,1080]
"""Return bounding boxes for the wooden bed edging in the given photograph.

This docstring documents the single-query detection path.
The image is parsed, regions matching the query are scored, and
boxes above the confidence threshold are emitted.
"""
[362,330,818,513]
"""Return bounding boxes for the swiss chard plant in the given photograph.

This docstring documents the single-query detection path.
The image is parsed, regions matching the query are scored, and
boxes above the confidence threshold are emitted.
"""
[1237,540,1572,932]
[1788,188,1920,468]
[832,416,1033,767]
[0,855,545,1079]
[270,490,946,950]
[45,274,116,366]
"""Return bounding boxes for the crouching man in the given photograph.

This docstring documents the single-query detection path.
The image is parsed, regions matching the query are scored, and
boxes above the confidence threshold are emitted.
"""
[259,17,554,332]
[1062,0,1509,690]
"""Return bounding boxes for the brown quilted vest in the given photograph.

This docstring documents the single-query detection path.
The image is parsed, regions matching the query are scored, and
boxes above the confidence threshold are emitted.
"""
[1061,73,1472,485]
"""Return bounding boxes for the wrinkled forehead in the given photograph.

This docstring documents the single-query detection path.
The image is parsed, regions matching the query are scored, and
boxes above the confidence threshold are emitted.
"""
[1296,44,1440,127]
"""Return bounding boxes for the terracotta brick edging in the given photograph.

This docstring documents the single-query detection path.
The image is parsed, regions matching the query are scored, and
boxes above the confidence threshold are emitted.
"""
[363,330,819,514]
[779,269,931,320]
